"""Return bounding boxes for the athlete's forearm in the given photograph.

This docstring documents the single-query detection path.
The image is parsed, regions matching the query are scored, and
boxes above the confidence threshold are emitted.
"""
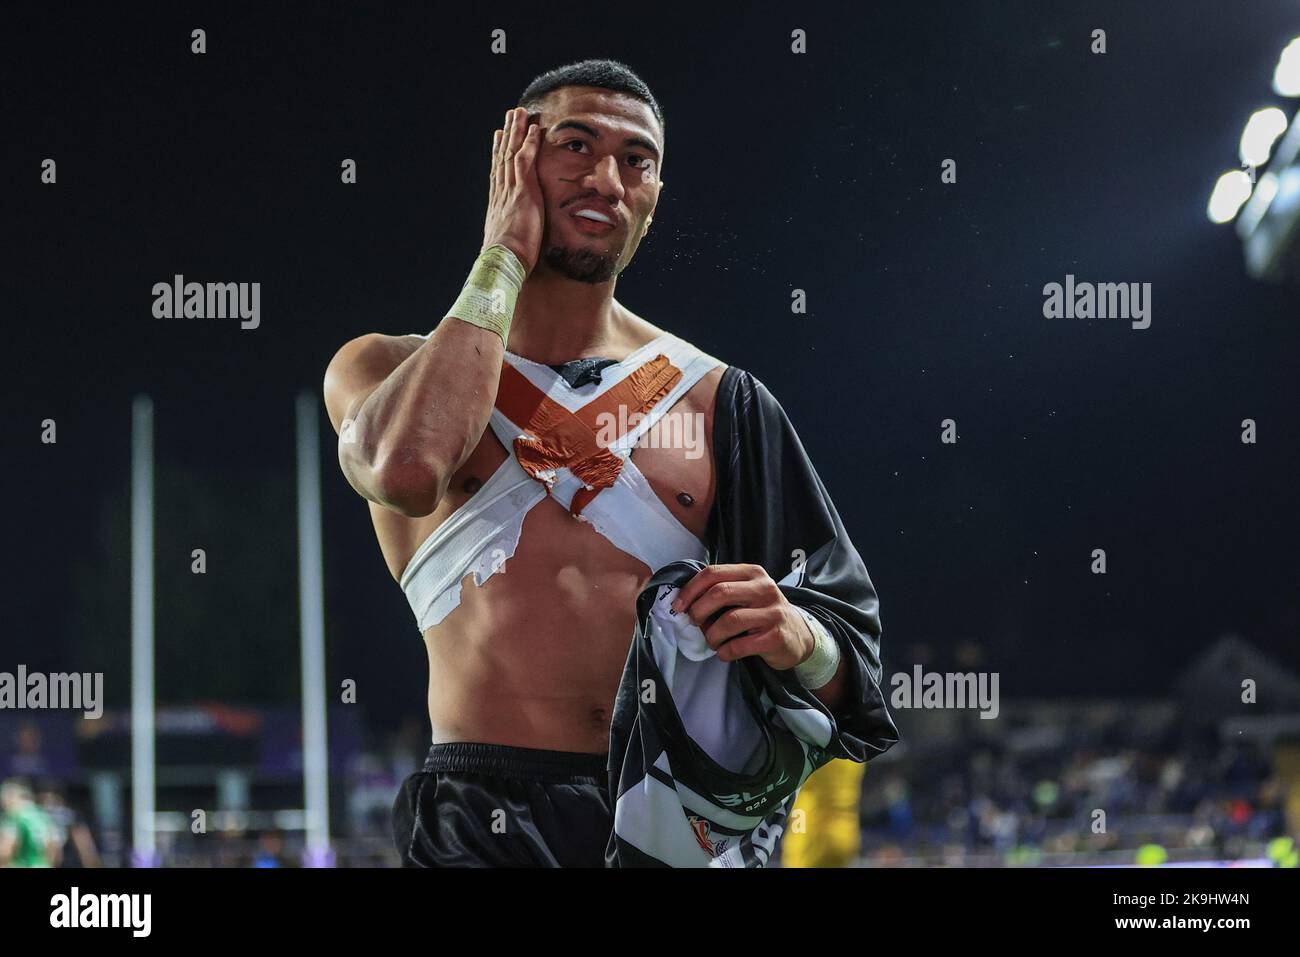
[347,242,525,515]
[346,318,504,517]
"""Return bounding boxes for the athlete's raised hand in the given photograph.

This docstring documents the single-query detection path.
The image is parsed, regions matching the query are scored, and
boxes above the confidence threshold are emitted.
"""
[482,106,545,274]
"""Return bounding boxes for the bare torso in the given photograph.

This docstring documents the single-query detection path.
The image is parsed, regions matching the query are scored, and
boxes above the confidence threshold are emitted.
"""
[369,319,726,753]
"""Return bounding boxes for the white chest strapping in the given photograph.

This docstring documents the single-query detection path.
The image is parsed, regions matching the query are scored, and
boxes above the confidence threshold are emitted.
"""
[398,332,723,633]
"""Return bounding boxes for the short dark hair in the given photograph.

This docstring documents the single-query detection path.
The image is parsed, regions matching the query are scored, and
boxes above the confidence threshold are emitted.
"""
[518,59,665,136]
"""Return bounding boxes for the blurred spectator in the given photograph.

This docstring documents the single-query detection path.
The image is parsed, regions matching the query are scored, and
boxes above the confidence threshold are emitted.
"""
[0,779,56,868]
[253,831,285,868]
[36,784,100,868]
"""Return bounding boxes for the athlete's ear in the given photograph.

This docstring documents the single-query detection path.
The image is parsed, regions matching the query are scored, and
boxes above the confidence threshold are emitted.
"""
[643,179,663,237]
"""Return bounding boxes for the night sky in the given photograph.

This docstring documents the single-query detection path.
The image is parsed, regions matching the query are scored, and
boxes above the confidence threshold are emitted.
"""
[6,2,1299,732]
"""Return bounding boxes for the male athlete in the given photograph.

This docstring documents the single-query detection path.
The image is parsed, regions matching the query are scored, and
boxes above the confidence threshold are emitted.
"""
[324,60,896,867]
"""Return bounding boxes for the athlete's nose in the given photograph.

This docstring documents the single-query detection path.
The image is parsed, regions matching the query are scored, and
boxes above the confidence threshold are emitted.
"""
[583,154,625,204]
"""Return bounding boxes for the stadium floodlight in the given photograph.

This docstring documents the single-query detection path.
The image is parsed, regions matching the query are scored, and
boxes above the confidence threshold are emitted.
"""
[1207,169,1254,223]
[1239,107,1289,167]
[1273,38,1300,96]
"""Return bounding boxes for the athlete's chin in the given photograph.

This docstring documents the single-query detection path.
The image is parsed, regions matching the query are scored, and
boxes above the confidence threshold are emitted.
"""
[541,243,626,284]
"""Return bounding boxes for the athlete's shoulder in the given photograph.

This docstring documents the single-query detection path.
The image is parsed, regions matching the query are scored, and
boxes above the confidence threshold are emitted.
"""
[708,363,791,432]
[630,319,733,373]
[324,331,424,388]
[327,330,425,366]
[322,331,425,433]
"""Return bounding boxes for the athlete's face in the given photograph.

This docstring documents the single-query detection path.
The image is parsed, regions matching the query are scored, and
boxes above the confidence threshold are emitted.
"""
[528,86,664,284]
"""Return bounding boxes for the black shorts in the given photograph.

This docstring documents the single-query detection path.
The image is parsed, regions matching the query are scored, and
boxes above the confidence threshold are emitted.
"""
[392,742,614,867]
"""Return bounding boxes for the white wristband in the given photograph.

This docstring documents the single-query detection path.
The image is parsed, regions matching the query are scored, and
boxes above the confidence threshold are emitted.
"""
[793,607,841,690]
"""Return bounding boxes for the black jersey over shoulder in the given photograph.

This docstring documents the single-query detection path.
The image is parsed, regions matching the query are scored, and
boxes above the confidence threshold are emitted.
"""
[605,367,899,867]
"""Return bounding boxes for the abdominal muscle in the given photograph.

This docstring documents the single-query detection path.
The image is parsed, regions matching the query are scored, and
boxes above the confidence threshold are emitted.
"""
[420,497,654,754]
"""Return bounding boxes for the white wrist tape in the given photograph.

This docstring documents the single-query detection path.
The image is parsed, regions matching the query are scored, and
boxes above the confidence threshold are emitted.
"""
[444,244,526,345]
[793,607,841,690]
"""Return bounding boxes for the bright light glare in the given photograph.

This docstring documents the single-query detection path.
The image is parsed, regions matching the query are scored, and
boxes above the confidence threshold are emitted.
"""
[1207,170,1253,223]
[1239,107,1289,167]
[1273,38,1300,96]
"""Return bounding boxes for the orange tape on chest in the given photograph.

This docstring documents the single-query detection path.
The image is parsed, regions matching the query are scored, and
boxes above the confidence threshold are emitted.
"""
[495,355,682,517]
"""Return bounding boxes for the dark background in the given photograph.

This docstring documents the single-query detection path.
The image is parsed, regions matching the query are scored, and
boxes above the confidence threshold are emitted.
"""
[5,1,1298,731]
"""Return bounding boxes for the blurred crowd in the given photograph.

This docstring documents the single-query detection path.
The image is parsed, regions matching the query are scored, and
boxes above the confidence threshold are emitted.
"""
[2,712,1296,867]
[857,726,1294,866]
